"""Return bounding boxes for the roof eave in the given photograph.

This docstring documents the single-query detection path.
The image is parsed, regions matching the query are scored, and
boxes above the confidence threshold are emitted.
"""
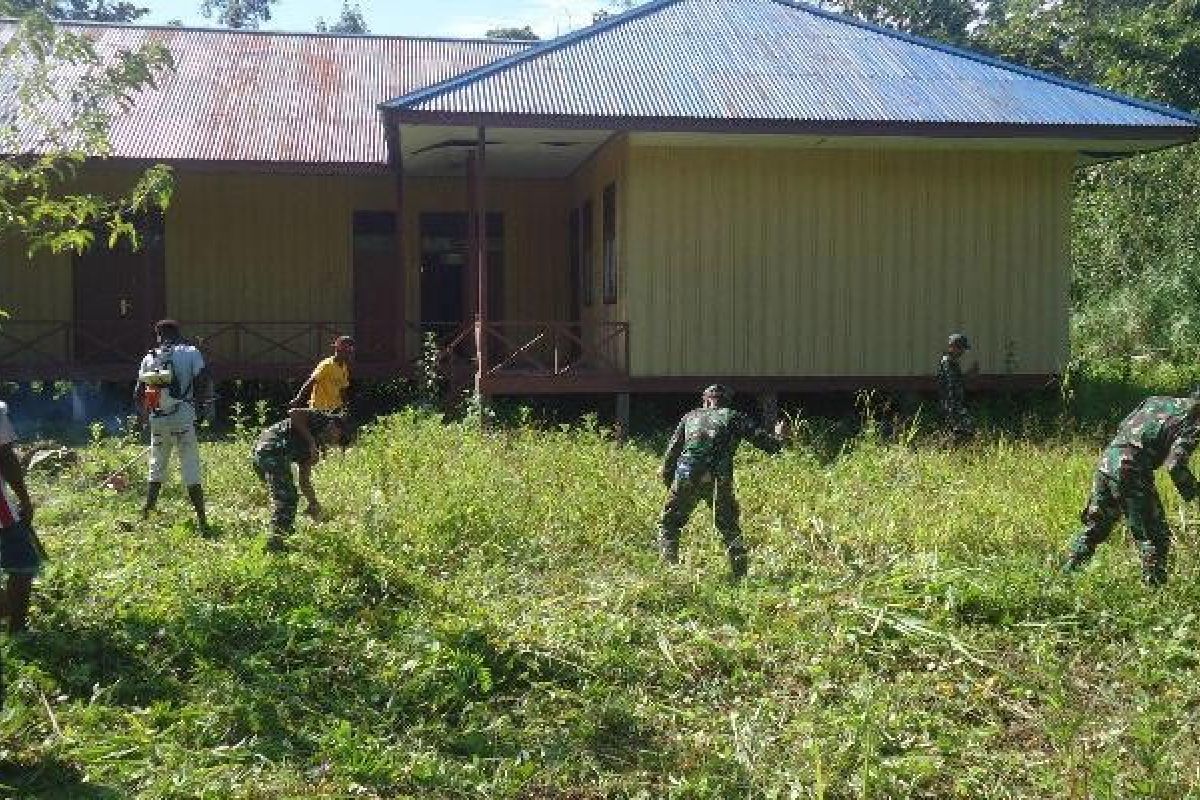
[392,110,1200,144]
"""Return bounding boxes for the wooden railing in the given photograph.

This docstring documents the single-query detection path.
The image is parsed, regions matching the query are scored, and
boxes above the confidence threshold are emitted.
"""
[0,319,629,387]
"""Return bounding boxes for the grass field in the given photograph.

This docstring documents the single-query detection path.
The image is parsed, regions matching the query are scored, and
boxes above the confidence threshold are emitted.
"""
[2,404,1200,798]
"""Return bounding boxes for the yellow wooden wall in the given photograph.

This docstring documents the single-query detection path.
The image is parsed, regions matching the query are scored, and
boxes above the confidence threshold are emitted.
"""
[569,135,629,368]
[0,168,569,364]
[623,146,1074,377]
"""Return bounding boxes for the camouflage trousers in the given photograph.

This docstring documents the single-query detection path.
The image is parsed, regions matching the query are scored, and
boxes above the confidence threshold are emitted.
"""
[941,404,974,441]
[657,473,747,576]
[1066,468,1170,585]
[253,453,298,533]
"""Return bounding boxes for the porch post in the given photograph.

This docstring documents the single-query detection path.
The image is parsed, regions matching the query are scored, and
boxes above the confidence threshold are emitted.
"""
[473,125,488,398]
[384,113,406,372]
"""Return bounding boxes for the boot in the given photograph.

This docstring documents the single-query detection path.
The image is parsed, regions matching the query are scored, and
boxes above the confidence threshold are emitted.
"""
[729,550,748,581]
[141,481,162,519]
[1138,541,1168,587]
[657,532,680,565]
[187,484,210,534]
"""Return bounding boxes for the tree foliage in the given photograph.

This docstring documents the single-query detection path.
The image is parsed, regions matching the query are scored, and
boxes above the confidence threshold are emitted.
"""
[485,25,539,41]
[199,0,275,29]
[315,2,368,35]
[0,4,175,257]
[3,0,146,22]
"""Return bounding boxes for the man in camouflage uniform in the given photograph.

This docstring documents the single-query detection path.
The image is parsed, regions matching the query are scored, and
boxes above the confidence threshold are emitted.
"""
[252,408,348,552]
[1063,392,1200,585]
[937,332,975,441]
[657,384,787,579]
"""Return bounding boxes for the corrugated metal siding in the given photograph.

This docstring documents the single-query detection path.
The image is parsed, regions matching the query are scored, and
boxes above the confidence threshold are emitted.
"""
[404,0,1195,129]
[624,145,1073,377]
[0,23,527,163]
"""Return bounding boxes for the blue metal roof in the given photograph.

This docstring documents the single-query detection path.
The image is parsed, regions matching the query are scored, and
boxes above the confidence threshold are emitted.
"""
[382,0,1200,133]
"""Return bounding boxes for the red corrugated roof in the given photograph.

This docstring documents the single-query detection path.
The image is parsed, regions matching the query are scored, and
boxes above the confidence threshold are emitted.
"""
[0,22,530,165]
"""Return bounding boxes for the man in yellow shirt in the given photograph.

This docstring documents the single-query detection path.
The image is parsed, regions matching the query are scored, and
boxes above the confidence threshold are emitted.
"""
[290,335,354,412]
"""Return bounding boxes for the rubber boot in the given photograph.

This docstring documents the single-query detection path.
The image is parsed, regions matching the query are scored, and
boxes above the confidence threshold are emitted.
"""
[1061,535,1094,574]
[1138,540,1168,587]
[141,481,162,520]
[729,550,748,581]
[187,484,210,534]
[658,532,680,565]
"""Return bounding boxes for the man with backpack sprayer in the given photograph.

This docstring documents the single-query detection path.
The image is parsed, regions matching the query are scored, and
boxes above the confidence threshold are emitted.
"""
[133,319,214,533]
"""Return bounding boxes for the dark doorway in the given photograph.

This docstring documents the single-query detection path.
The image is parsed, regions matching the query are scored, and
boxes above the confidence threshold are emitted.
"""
[419,212,503,338]
[352,211,399,363]
[72,213,165,365]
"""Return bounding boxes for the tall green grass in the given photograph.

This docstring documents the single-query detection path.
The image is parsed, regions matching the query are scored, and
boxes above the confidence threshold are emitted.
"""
[3,409,1200,798]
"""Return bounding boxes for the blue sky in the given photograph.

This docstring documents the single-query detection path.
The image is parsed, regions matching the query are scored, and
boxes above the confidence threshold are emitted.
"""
[139,0,619,38]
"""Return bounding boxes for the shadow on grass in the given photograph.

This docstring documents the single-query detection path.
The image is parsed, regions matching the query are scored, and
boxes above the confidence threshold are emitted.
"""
[0,756,121,799]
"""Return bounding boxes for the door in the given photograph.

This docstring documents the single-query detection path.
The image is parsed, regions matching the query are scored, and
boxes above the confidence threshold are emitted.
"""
[352,211,399,363]
[419,212,504,341]
[73,213,165,365]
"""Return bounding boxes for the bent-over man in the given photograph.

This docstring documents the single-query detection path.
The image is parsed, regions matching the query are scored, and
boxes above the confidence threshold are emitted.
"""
[252,408,347,552]
[658,384,787,579]
[1063,391,1200,585]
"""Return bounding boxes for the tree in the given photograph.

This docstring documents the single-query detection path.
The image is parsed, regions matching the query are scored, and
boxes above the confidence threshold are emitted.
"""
[485,25,539,41]
[315,2,368,34]
[199,0,275,29]
[0,4,175,261]
[3,0,147,22]
[820,0,979,45]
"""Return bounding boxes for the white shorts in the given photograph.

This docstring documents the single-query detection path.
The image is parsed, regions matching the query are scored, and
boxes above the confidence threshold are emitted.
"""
[148,409,202,486]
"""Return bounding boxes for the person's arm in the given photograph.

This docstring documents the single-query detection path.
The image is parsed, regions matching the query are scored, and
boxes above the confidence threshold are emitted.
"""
[193,365,214,420]
[0,444,33,524]
[288,408,320,462]
[661,419,686,486]
[1167,423,1200,501]
[297,459,321,515]
[739,413,785,455]
[290,375,315,409]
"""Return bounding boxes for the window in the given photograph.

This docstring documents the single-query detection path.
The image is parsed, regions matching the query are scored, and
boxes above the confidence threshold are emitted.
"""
[568,207,581,314]
[581,199,594,307]
[602,183,617,305]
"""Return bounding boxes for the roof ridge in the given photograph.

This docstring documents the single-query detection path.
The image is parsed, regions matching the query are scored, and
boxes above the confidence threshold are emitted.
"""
[770,0,1200,125]
[380,0,684,111]
[0,16,537,45]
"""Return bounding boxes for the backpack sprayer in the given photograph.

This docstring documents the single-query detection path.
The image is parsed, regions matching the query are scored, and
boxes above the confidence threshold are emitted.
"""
[139,346,183,415]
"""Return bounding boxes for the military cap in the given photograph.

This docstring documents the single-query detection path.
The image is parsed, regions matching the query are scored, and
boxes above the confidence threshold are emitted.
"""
[947,333,971,350]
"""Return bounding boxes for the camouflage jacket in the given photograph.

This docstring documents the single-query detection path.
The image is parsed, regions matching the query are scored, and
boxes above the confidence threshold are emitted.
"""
[253,412,337,465]
[661,407,782,482]
[937,353,966,414]
[1099,396,1200,500]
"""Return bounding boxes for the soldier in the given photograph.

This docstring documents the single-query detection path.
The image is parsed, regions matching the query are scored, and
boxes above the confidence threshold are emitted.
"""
[937,332,975,441]
[657,384,787,579]
[252,408,348,552]
[1063,391,1200,585]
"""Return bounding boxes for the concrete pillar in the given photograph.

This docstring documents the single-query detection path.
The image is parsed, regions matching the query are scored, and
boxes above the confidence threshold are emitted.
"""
[757,391,779,429]
[614,392,631,441]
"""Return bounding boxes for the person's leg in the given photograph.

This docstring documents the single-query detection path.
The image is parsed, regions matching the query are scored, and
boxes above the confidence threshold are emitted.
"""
[711,475,747,579]
[1064,471,1121,572]
[0,520,42,632]
[262,463,299,551]
[143,426,171,518]
[1124,477,1170,586]
[177,425,207,530]
[657,477,703,564]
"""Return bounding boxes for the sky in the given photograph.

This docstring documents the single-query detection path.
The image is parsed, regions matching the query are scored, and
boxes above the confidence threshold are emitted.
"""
[138,0,618,38]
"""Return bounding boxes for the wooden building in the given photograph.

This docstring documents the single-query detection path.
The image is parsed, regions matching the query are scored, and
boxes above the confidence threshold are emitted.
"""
[2,0,1198,401]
